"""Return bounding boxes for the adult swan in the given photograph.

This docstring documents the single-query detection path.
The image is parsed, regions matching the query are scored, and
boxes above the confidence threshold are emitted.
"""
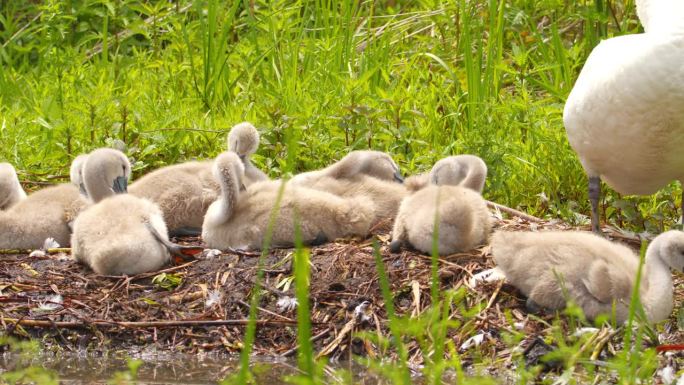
[563,0,684,233]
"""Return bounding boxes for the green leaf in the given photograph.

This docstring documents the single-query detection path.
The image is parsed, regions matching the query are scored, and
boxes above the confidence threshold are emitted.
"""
[151,273,182,291]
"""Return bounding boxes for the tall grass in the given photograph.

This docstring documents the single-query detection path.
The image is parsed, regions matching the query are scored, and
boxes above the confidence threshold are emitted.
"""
[372,241,412,385]
[293,247,315,381]
[614,242,659,383]
[230,181,286,385]
[1,0,671,233]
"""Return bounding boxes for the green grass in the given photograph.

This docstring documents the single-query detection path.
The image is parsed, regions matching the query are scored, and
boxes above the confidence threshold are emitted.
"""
[1,0,678,232]
[0,1,676,384]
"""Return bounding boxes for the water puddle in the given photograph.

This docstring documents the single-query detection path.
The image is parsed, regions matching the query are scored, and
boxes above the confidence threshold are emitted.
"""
[0,352,388,384]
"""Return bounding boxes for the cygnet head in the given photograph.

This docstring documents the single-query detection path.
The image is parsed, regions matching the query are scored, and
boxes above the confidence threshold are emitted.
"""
[650,230,684,272]
[213,151,246,191]
[0,162,19,180]
[429,155,487,193]
[70,154,89,196]
[227,122,260,159]
[342,151,403,183]
[82,148,131,203]
[0,162,26,207]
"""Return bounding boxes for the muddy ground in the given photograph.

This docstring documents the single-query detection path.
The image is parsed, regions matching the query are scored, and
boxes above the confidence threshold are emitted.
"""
[0,213,682,381]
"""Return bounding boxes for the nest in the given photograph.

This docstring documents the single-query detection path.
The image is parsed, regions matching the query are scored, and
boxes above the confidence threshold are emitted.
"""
[0,212,682,380]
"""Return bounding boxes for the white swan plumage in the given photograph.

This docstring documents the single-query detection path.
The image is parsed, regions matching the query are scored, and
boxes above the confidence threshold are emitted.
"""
[71,148,173,275]
[0,162,26,210]
[474,230,684,323]
[563,0,684,231]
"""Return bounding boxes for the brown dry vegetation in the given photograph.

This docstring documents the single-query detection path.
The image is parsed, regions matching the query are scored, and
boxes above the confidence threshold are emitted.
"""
[1,213,682,382]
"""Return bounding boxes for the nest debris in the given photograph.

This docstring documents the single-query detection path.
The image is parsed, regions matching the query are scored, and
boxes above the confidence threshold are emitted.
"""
[0,213,682,380]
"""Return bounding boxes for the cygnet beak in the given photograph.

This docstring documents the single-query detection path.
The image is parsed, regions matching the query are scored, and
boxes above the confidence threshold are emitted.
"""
[240,183,247,192]
[389,240,402,253]
[112,176,128,194]
[239,154,247,162]
[393,170,404,183]
[78,182,88,197]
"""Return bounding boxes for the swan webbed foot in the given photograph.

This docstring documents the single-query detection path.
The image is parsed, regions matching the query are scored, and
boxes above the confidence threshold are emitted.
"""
[169,227,202,237]
[525,297,543,314]
[389,240,402,253]
[169,245,203,263]
[145,222,202,263]
[588,176,601,235]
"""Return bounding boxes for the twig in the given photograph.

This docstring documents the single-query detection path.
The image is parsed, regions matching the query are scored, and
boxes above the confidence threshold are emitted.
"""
[602,227,652,244]
[0,248,71,255]
[281,328,332,357]
[317,317,357,358]
[578,359,611,368]
[591,327,619,360]
[139,127,229,134]
[236,275,288,297]
[166,290,204,304]
[224,248,262,257]
[85,3,194,60]
[3,12,42,48]
[2,318,302,329]
[410,280,421,318]
[487,201,544,223]
[237,299,295,322]
[367,218,393,234]
[416,254,480,268]
[484,280,503,311]
[99,261,197,281]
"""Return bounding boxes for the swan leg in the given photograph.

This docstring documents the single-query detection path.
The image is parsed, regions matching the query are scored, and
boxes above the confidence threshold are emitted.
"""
[169,227,202,237]
[588,176,601,234]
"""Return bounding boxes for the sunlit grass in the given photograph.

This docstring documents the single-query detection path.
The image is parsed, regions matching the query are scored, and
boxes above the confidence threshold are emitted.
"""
[1,0,675,232]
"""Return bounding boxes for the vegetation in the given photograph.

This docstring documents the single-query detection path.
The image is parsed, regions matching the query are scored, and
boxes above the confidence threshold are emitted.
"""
[1,0,680,232]
[0,1,678,384]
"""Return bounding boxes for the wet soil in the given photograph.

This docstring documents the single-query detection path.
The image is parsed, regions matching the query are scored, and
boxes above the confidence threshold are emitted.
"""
[0,352,390,385]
